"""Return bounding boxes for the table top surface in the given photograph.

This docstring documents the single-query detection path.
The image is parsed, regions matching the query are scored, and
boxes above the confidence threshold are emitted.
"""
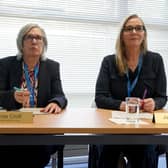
[0,108,168,134]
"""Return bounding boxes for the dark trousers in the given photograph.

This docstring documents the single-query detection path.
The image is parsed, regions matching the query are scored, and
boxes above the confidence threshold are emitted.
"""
[98,145,157,168]
[0,146,53,168]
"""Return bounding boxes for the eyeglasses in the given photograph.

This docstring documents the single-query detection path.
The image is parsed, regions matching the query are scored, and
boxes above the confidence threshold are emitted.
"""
[123,25,145,33]
[24,34,44,42]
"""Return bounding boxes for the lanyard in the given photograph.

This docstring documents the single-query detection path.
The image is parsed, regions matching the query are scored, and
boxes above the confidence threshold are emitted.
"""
[126,55,143,97]
[24,62,39,107]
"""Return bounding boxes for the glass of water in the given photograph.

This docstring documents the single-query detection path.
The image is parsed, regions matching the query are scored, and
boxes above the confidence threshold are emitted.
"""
[125,97,140,123]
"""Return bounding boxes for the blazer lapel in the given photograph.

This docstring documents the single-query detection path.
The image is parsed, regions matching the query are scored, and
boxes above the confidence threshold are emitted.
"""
[11,59,22,88]
[37,61,49,106]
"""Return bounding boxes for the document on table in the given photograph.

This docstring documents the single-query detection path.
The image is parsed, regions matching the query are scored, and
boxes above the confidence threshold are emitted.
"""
[112,111,153,119]
[0,108,47,115]
[109,111,153,125]
[19,108,47,115]
[109,118,149,125]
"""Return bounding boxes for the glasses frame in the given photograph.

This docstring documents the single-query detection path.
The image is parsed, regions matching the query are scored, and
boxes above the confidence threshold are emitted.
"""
[122,25,145,33]
[24,34,44,42]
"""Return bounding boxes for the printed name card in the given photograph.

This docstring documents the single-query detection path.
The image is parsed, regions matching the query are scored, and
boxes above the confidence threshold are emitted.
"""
[154,112,168,124]
[0,111,33,122]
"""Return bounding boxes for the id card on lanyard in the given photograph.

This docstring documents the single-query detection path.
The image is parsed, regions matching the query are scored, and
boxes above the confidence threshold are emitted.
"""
[24,62,39,107]
[126,55,143,97]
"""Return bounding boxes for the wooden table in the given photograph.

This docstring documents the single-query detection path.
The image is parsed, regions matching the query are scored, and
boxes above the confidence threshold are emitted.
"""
[0,108,167,145]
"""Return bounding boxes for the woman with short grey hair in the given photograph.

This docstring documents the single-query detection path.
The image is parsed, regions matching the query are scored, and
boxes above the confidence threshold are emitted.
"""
[0,23,67,168]
[16,23,48,60]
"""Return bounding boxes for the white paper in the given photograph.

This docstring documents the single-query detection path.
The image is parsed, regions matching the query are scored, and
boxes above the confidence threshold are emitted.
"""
[109,118,149,125]
[108,110,153,125]
[112,111,153,120]
[19,108,47,115]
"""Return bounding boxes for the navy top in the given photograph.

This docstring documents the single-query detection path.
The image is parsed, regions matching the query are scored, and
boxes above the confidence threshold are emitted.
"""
[0,56,67,110]
[95,51,167,110]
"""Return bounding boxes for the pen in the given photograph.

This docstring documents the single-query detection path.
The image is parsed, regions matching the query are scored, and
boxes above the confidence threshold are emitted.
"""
[141,88,148,109]
[142,88,147,99]
[13,87,24,91]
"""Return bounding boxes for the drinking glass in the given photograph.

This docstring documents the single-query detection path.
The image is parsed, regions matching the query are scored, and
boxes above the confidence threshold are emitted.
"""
[125,97,140,123]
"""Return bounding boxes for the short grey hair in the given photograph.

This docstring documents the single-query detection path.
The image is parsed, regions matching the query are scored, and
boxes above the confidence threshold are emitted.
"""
[16,23,48,60]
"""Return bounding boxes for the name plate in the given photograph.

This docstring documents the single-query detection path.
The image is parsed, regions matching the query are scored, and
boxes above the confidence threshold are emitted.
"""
[0,111,33,122]
[154,112,168,124]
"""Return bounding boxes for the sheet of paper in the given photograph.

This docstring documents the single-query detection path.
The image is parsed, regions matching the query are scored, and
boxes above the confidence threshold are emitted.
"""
[109,118,149,125]
[19,108,47,115]
[112,111,153,120]
[108,110,152,125]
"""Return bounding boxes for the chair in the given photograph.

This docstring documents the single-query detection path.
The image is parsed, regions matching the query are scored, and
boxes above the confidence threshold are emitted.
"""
[166,152,168,167]
[91,99,97,108]
[51,145,64,168]
[156,145,168,168]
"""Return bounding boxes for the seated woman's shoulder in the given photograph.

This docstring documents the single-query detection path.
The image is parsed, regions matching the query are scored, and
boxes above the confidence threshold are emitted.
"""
[146,51,162,58]
[0,56,17,63]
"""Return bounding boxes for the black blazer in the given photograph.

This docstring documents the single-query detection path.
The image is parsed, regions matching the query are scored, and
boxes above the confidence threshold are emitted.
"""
[95,51,167,110]
[0,56,67,110]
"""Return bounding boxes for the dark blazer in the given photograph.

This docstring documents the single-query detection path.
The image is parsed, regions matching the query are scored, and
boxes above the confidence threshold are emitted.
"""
[0,56,67,110]
[95,51,167,110]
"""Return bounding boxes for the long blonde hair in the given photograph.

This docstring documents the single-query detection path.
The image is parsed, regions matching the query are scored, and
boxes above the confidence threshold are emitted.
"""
[115,14,147,75]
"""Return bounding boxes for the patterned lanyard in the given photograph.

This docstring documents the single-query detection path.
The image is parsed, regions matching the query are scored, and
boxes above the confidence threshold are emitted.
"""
[23,62,39,107]
[126,55,143,97]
